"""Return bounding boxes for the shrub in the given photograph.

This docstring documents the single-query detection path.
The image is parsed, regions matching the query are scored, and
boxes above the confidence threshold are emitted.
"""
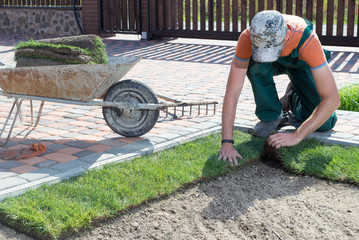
[338,84,359,112]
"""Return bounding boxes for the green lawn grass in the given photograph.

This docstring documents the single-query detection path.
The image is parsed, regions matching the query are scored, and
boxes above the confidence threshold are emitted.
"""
[0,131,358,240]
[338,84,359,112]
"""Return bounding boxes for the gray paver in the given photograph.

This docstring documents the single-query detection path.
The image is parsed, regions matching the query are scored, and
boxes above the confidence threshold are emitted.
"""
[145,136,168,144]
[177,127,202,134]
[59,125,78,130]
[329,132,356,139]
[43,136,64,141]
[0,169,17,179]
[67,109,89,114]
[35,127,57,133]
[33,160,58,168]
[46,144,68,151]
[210,118,222,124]
[347,122,359,127]
[190,122,220,130]
[65,114,84,119]
[88,124,107,129]
[51,160,91,172]
[122,140,155,152]
[104,134,124,139]
[79,129,101,135]
[308,131,334,138]
[188,118,211,123]
[79,152,117,163]
[59,132,82,138]
[19,168,61,182]
[98,139,127,148]
[65,141,95,148]
[88,152,141,170]
[55,118,75,123]
[234,119,255,126]
[156,132,183,140]
[73,150,96,158]
[337,113,359,120]
[0,161,24,170]
[79,118,98,123]
[37,120,55,125]
[172,128,197,136]
[19,139,41,145]
[0,177,28,191]
[105,146,134,155]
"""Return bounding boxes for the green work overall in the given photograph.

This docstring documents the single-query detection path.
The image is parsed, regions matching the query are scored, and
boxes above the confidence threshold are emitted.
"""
[246,19,337,132]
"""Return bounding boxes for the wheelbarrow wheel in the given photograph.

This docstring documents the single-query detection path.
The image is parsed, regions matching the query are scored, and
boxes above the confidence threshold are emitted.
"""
[102,79,159,137]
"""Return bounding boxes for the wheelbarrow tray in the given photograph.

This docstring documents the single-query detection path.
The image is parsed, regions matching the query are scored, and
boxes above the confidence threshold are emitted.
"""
[0,56,141,102]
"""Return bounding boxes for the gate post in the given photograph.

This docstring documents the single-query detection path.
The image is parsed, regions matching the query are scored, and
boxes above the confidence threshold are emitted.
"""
[141,0,151,39]
[82,0,100,35]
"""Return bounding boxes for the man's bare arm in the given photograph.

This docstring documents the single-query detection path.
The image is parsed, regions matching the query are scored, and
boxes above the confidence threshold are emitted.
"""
[218,57,249,165]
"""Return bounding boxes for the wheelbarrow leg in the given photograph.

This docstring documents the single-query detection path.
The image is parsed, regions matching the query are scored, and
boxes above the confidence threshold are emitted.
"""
[34,101,45,127]
[16,99,45,127]
[15,98,25,124]
[0,98,23,146]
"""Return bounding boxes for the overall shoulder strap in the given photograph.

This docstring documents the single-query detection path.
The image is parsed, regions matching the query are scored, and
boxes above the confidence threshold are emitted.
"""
[290,19,313,61]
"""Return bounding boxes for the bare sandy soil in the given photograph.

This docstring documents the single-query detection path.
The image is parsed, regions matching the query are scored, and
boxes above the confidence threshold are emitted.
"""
[1,160,358,240]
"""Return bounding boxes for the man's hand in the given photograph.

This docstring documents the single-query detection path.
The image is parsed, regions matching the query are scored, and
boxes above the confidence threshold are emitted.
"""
[267,131,304,148]
[218,143,243,165]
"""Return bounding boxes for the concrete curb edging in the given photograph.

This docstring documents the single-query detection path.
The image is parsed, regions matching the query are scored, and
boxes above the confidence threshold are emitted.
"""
[0,125,222,201]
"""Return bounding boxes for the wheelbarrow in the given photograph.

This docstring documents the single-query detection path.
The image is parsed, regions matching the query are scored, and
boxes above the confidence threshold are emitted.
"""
[0,56,218,146]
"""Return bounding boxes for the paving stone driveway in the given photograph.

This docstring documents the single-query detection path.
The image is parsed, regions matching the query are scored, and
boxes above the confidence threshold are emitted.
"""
[0,34,358,200]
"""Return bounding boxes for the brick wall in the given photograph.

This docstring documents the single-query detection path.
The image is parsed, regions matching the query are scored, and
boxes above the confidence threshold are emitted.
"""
[0,8,82,36]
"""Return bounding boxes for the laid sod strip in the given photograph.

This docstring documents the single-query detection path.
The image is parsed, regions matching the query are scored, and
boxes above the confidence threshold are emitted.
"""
[0,131,265,240]
[338,83,359,112]
[280,138,359,184]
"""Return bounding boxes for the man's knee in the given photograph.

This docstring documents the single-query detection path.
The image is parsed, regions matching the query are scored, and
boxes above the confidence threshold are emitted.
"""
[316,113,337,132]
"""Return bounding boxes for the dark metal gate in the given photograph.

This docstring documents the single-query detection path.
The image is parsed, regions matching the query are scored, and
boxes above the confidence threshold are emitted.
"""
[100,0,141,34]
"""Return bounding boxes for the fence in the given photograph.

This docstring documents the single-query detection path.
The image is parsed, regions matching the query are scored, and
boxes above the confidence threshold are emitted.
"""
[147,0,359,46]
[1,0,358,47]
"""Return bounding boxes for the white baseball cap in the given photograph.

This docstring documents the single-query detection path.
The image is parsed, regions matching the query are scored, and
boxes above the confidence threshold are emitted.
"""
[250,10,287,62]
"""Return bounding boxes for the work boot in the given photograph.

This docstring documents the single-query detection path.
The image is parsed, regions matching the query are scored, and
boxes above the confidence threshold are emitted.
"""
[252,111,289,137]
[279,82,293,112]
